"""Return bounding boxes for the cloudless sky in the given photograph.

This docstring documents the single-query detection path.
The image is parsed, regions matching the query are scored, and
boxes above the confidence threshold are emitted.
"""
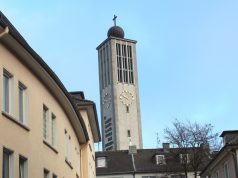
[2,0,238,149]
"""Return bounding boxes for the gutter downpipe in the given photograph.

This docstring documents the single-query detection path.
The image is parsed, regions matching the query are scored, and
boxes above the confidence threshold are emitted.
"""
[131,153,136,178]
[0,26,9,38]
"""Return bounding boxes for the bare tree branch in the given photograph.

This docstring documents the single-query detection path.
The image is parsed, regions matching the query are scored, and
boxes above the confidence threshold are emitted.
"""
[164,119,221,178]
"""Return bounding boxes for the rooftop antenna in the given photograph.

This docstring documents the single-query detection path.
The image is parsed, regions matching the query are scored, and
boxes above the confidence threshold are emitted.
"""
[113,15,117,26]
[128,130,132,146]
[156,132,160,148]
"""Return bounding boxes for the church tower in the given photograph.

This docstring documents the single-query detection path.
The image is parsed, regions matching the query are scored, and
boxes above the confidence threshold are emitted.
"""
[97,16,143,151]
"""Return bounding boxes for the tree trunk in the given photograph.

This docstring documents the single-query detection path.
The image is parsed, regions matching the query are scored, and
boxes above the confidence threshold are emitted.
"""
[185,167,188,178]
[194,171,197,178]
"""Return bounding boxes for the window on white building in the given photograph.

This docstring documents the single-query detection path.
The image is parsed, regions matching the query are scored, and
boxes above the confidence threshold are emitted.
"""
[19,156,27,178]
[52,174,57,178]
[3,69,13,114]
[180,153,190,164]
[155,155,166,165]
[2,147,14,178]
[43,105,49,140]
[96,157,106,168]
[18,82,27,124]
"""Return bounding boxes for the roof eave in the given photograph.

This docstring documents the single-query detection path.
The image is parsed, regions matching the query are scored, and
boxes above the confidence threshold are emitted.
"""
[0,11,89,143]
[96,36,137,50]
[78,103,101,142]
[200,144,238,176]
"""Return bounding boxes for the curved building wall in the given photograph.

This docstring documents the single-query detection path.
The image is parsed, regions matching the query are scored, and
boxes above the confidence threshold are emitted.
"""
[80,109,96,178]
[0,42,82,177]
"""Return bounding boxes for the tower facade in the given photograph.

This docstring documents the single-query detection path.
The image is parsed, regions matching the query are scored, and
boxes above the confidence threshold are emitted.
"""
[97,20,143,151]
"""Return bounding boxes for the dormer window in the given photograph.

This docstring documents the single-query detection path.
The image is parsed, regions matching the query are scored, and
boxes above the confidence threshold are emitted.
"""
[180,154,190,164]
[155,155,166,165]
[96,157,106,168]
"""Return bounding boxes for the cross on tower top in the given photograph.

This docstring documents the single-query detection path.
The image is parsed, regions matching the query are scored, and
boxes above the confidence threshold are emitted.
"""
[113,15,117,26]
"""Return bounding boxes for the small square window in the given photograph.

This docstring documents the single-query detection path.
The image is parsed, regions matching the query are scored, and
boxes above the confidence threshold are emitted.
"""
[126,106,129,113]
[127,130,131,137]
[155,155,166,165]
[96,157,106,168]
[180,154,190,164]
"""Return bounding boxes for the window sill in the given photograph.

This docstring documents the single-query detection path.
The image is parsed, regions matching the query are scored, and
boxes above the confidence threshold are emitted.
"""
[2,111,30,131]
[65,158,73,169]
[43,140,58,154]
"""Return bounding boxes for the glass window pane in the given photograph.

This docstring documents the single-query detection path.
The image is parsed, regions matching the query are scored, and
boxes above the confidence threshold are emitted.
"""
[2,151,9,178]
[43,106,48,140]
[19,86,24,123]
[3,75,9,113]
[97,157,106,167]
[52,114,56,147]
[19,157,27,178]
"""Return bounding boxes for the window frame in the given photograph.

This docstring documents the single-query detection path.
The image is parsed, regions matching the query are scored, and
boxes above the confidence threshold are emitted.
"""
[44,169,49,178]
[51,113,57,148]
[18,81,27,125]
[96,157,107,168]
[2,147,14,178]
[180,153,190,164]
[155,154,166,165]
[64,130,72,165]
[2,69,13,115]
[43,105,49,140]
[19,155,28,178]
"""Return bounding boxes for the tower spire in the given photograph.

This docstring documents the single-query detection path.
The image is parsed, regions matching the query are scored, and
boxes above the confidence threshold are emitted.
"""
[97,19,143,151]
[113,15,117,26]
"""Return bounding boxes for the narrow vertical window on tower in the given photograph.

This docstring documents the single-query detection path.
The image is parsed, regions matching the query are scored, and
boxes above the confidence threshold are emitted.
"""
[106,45,110,85]
[100,50,104,89]
[103,47,107,88]
[116,43,123,82]
[122,44,128,83]
[127,45,134,84]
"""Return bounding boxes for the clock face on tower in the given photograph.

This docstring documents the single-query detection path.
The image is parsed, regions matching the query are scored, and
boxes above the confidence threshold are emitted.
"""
[119,90,134,106]
[103,93,112,109]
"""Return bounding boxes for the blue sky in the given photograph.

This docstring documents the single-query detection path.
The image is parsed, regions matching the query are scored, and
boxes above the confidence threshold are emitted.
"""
[2,0,238,149]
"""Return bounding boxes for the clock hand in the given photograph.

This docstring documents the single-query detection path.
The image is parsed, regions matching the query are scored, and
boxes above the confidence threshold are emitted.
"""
[121,94,129,100]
